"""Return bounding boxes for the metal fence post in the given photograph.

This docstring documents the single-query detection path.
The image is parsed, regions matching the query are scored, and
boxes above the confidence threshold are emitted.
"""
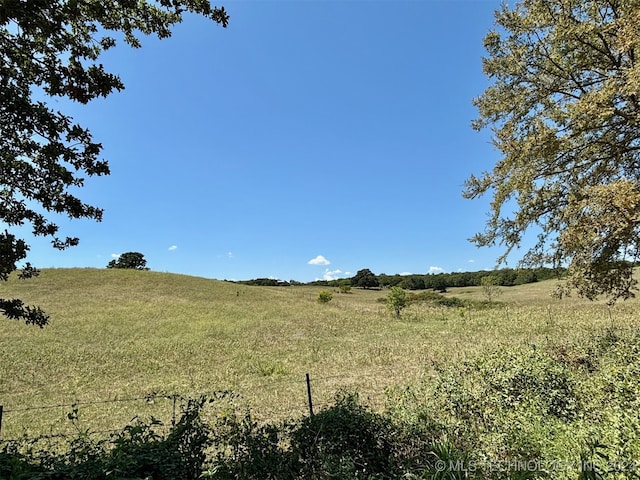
[306,373,314,416]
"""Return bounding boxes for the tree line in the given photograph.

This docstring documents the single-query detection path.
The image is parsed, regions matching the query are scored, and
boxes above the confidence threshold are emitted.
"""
[238,266,565,290]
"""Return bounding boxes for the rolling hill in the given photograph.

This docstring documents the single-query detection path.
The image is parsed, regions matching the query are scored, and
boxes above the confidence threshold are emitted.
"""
[1,268,636,439]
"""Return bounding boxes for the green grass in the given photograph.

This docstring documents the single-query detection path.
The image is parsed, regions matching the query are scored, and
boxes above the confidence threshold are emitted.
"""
[1,268,638,439]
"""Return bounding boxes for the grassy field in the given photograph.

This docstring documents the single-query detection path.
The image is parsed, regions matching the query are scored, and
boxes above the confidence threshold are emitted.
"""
[1,268,638,439]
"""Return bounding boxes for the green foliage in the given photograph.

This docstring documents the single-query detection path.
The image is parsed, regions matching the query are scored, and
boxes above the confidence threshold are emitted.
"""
[388,328,640,479]
[0,392,428,479]
[209,410,297,479]
[435,297,468,308]
[430,275,449,293]
[387,286,408,317]
[338,284,352,294]
[290,392,405,479]
[424,441,476,480]
[376,267,560,292]
[241,267,558,290]
[0,396,214,479]
[0,1,228,325]
[237,278,292,286]
[407,290,468,308]
[106,251,149,270]
[514,269,538,286]
[210,392,418,479]
[466,0,640,303]
[317,290,333,303]
[399,275,426,290]
[351,268,380,289]
[0,236,48,326]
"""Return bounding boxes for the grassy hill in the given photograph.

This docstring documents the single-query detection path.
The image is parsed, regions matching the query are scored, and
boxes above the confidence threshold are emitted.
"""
[1,268,637,439]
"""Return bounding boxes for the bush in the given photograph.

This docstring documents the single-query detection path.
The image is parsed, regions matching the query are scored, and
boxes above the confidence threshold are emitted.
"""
[209,391,418,479]
[407,290,468,308]
[317,290,333,303]
[386,286,408,318]
[433,296,467,308]
[386,329,640,478]
[209,410,297,479]
[0,396,214,479]
[290,392,405,479]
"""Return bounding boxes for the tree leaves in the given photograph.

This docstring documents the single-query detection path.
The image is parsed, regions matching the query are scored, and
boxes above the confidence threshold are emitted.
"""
[466,0,640,303]
[0,1,228,324]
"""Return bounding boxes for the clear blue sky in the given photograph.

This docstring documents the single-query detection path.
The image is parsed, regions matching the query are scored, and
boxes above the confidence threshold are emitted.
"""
[19,0,523,282]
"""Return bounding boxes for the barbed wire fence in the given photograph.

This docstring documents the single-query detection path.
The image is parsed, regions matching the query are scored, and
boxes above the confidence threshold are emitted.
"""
[0,368,411,443]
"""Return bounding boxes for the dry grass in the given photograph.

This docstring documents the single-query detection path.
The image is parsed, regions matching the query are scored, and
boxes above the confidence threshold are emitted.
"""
[1,268,637,438]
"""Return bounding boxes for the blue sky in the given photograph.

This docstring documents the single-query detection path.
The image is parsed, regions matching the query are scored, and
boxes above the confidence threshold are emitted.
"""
[18,0,522,282]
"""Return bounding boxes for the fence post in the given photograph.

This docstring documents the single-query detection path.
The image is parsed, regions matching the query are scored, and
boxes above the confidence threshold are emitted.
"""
[0,405,3,437]
[172,396,177,427]
[305,373,314,416]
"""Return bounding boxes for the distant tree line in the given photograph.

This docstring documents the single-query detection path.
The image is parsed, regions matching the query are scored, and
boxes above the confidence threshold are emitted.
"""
[238,267,565,290]
[236,278,303,287]
[375,267,564,291]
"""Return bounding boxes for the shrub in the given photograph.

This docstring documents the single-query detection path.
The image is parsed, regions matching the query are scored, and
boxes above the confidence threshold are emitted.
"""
[0,396,213,479]
[386,329,640,478]
[407,290,468,308]
[434,296,467,308]
[208,391,427,479]
[209,410,297,479]
[290,392,406,479]
[386,286,408,318]
[317,290,333,303]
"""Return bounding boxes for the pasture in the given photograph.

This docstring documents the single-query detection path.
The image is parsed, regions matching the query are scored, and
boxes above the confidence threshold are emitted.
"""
[0,268,637,440]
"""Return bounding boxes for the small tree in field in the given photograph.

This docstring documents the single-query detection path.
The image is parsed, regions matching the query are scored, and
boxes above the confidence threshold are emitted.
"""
[386,287,408,318]
[481,275,502,304]
[317,290,333,304]
[107,252,149,270]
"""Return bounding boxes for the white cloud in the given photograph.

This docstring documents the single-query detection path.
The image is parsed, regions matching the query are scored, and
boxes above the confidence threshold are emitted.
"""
[468,259,475,263]
[110,253,120,259]
[308,255,330,266]
[399,272,413,276]
[428,266,444,274]
[320,269,343,281]
[227,251,234,259]
[168,245,178,251]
